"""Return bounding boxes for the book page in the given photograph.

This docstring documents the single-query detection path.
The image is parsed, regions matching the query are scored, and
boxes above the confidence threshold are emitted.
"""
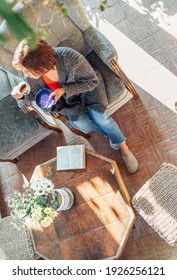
[57,145,85,170]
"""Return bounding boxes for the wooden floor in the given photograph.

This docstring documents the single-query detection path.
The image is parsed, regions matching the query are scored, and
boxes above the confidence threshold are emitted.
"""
[16,84,177,260]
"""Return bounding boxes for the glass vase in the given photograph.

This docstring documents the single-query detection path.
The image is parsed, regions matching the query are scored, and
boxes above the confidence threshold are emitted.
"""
[54,188,74,211]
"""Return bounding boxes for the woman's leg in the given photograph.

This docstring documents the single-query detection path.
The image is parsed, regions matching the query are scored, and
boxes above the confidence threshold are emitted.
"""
[88,107,138,173]
[70,112,107,134]
[88,107,125,145]
[70,109,138,173]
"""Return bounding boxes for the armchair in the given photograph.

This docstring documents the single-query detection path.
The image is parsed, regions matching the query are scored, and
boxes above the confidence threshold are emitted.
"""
[0,67,61,162]
[0,0,138,162]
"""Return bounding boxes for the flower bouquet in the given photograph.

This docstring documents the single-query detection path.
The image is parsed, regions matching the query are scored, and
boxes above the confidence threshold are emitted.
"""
[7,177,60,228]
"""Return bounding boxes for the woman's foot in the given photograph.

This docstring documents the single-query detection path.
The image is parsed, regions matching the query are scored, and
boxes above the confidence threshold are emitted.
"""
[122,152,138,173]
[118,141,139,173]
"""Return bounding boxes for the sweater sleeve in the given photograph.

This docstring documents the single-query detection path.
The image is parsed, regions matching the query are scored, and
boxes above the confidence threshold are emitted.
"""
[62,49,99,98]
[16,97,26,108]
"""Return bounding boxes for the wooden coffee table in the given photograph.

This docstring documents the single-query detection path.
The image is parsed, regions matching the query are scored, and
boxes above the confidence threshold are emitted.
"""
[30,149,135,260]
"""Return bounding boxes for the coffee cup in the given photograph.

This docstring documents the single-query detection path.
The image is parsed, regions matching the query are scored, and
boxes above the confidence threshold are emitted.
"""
[17,81,30,95]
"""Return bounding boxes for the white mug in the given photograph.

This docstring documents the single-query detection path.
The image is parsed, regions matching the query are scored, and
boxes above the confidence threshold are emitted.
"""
[16,81,31,95]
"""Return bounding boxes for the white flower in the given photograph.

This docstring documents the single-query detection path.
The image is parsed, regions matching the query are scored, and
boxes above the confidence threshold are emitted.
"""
[49,210,58,219]
[44,208,58,219]
[40,216,53,228]
[30,178,54,195]
[31,207,43,221]
[32,206,42,214]
[31,212,42,222]
[44,207,53,215]
[35,189,46,196]
[7,177,59,228]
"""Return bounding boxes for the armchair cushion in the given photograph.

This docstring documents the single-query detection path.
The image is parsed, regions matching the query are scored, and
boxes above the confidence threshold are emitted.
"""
[0,68,52,159]
[58,27,92,57]
[83,26,118,64]
[0,95,40,156]
[0,68,21,101]
[87,51,125,104]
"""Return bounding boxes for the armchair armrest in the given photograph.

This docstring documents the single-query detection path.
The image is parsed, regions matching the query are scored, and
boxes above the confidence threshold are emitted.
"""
[51,113,90,139]
[83,26,118,64]
[21,102,62,133]
[83,26,138,99]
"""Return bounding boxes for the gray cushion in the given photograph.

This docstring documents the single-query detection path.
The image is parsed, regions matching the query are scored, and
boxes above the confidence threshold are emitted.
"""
[86,51,125,104]
[0,95,41,157]
[0,68,42,157]
[0,68,22,101]
[84,26,117,63]
[59,32,92,57]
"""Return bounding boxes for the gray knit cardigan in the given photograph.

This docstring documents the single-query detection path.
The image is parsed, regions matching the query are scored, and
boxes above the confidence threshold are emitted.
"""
[18,47,108,120]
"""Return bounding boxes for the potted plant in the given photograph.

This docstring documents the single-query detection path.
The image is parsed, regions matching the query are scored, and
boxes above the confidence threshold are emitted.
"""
[7,177,74,228]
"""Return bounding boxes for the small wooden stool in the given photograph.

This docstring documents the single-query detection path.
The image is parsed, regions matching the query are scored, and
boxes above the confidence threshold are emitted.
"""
[132,163,177,246]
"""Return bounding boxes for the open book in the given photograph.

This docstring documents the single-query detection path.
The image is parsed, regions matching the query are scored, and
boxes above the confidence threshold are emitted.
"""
[57,145,85,170]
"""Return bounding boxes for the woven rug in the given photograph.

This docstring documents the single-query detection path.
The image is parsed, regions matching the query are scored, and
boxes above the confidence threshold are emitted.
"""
[0,216,35,260]
[132,163,177,246]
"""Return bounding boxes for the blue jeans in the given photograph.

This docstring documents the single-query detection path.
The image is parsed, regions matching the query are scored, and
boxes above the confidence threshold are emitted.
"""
[70,107,125,144]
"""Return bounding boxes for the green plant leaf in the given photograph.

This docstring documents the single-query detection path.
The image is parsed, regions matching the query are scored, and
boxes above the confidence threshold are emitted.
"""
[6,13,34,38]
[61,8,68,15]
[99,5,105,12]
[0,32,7,41]
[0,0,12,16]
[0,0,36,49]
[59,2,65,7]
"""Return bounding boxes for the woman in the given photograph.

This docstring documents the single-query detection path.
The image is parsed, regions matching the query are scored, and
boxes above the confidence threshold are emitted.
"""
[11,40,138,173]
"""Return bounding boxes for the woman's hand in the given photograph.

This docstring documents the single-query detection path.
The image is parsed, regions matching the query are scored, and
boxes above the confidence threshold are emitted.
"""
[50,88,65,104]
[11,86,23,100]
